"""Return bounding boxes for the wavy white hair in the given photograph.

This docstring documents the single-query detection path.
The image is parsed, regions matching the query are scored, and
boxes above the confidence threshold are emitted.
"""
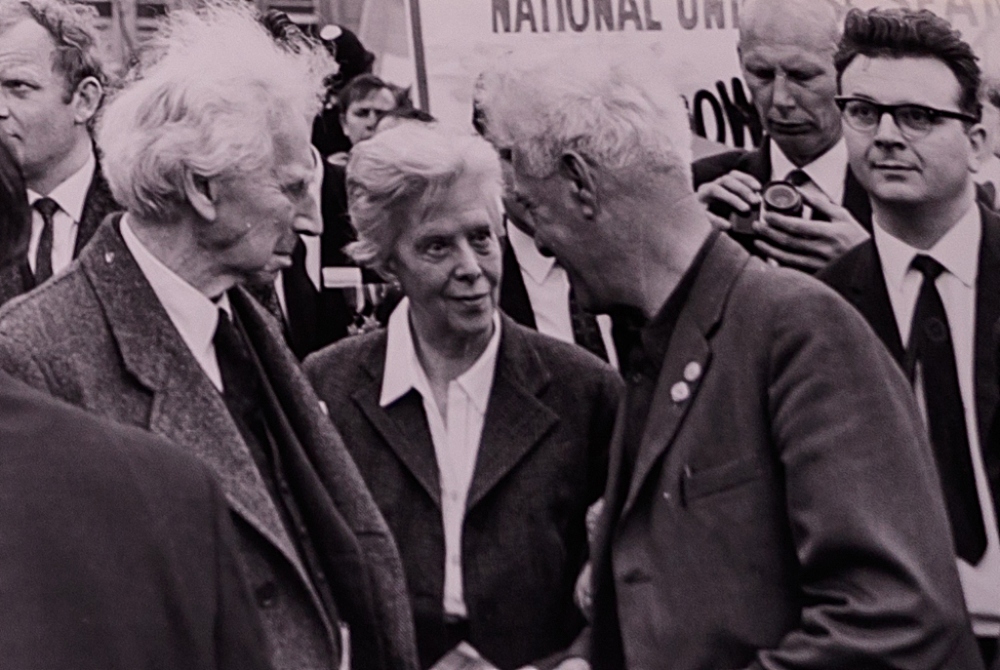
[97,0,334,222]
[477,44,692,186]
[345,123,502,275]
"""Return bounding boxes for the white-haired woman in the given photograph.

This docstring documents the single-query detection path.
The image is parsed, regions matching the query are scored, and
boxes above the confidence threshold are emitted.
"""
[304,123,621,670]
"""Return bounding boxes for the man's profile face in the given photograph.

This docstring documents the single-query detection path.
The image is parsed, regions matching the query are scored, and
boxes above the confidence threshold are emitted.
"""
[0,19,81,184]
[509,151,607,312]
[201,113,318,286]
[340,87,396,146]
[739,32,841,165]
[841,55,983,210]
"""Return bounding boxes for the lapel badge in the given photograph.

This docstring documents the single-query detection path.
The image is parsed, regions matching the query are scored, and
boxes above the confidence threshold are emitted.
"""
[670,381,690,403]
[318,400,329,416]
[104,251,115,264]
[683,361,702,382]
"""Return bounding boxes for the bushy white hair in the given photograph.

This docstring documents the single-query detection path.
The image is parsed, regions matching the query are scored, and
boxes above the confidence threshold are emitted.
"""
[345,123,503,274]
[97,0,334,222]
[477,44,693,186]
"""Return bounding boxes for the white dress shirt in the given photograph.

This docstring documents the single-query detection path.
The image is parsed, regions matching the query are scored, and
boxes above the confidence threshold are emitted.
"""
[507,224,619,369]
[380,298,502,617]
[121,216,229,392]
[26,151,95,275]
[771,137,848,217]
[873,205,1000,636]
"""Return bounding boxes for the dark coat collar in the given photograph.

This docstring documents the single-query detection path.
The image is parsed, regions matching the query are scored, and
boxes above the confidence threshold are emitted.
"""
[351,313,559,511]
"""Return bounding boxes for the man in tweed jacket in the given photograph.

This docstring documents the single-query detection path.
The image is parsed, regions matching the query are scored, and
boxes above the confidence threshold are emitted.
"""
[0,5,417,670]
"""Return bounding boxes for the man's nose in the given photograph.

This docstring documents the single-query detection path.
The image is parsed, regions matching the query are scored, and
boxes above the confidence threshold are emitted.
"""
[772,74,796,111]
[293,195,322,236]
[873,110,906,147]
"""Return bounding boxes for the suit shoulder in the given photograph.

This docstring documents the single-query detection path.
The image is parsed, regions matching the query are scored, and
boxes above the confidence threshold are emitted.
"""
[733,258,868,330]
[505,319,620,388]
[0,264,90,337]
[304,330,385,392]
[692,148,755,186]
[815,240,874,290]
[0,373,213,498]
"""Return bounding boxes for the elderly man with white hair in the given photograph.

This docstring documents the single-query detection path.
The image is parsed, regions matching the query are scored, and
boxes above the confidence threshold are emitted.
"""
[484,46,983,670]
[0,3,418,670]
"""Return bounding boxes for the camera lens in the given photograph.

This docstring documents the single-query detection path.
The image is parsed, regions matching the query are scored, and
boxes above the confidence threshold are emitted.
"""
[763,181,803,217]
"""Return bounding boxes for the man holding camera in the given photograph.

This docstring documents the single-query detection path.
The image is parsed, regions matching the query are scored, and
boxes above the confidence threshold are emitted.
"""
[819,10,1000,668]
[693,0,871,273]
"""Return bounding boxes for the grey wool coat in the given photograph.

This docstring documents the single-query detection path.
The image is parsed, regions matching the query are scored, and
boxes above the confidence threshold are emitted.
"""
[0,214,420,670]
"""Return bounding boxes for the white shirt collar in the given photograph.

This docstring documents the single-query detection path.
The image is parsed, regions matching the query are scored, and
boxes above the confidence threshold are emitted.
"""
[506,220,557,284]
[873,201,981,293]
[770,136,848,205]
[380,297,501,415]
[120,215,227,362]
[26,150,95,224]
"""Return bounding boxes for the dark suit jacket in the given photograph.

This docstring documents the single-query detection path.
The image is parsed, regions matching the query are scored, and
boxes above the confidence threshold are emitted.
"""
[0,139,30,269]
[304,317,622,670]
[0,215,419,670]
[589,233,982,670]
[0,156,118,307]
[818,202,1000,549]
[0,370,270,670]
[498,237,536,330]
[692,137,874,232]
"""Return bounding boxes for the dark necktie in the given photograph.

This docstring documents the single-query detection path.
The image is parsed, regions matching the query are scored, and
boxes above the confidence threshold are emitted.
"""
[569,285,608,362]
[213,308,260,418]
[32,197,59,283]
[906,254,987,564]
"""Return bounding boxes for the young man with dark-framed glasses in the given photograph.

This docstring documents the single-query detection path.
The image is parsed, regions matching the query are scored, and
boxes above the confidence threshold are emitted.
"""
[819,9,1000,668]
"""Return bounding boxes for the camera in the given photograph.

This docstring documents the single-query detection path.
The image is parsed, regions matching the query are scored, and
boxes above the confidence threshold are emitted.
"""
[727,180,804,234]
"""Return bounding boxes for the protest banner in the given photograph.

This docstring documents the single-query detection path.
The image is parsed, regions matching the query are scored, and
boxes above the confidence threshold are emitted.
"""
[403,0,1000,151]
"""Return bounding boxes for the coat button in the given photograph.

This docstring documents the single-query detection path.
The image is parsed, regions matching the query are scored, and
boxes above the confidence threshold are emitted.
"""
[683,361,702,382]
[104,251,115,264]
[670,381,690,403]
[255,582,278,608]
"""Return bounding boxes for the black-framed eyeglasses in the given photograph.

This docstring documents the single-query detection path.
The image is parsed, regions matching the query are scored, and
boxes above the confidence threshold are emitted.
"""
[835,97,980,138]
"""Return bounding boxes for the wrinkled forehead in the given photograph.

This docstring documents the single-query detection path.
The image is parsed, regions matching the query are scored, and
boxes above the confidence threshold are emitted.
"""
[0,17,60,70]
[739,0,839,54]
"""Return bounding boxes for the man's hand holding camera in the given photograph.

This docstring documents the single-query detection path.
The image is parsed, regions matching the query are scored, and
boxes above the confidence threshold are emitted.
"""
[753,186,869,273]
[697,170,869,272]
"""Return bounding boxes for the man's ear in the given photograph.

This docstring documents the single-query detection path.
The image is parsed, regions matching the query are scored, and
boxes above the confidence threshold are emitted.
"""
[968,123,990,174]
[558,151,598,219]
[183,169,216,221]
[70,76,103,125]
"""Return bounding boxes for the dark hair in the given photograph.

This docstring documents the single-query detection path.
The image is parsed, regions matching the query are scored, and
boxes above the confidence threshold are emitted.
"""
[336,73,392,116]
[834,8,982,120]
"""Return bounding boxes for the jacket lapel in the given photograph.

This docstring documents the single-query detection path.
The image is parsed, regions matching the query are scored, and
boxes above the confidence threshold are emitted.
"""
[844,167,873,231]
[467,317,559,510]
[0,260,31,307]
[974,205,1000,501]
[73,160,118,258]
[79,217,305,572]
[839,241,907,366]
[498,232,537,330]
[353,335,442,508]
[620,235,748,519]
